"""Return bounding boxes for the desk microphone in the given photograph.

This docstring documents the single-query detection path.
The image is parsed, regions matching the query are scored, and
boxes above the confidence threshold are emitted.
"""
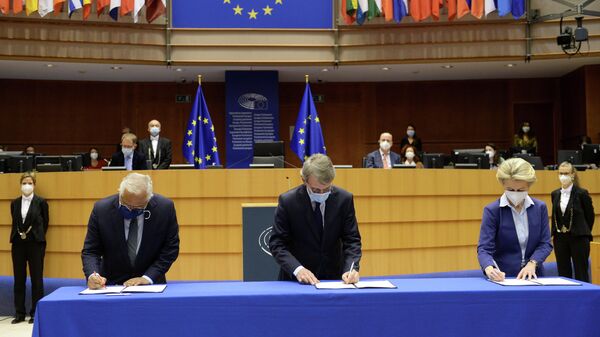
[268,152,299,168]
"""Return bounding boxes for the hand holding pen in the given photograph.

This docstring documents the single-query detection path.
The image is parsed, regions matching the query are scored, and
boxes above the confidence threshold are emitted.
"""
[485,260,505,282]
[87,271,107,290]
[342,261,360,284]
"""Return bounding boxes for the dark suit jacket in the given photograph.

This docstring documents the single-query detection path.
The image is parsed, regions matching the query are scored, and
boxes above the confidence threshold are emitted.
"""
[138,137,173,170]
[10,195,49,243]
[551,185,595,239]
[365,150,401,168]
[81,194,180,285]
[400,136,423,152]
[109,150,148,170]
[269,185,362,281]
[477,197,553,277]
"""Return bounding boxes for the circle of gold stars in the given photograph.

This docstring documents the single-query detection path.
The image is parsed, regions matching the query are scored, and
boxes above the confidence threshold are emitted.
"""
[223,0,283,20]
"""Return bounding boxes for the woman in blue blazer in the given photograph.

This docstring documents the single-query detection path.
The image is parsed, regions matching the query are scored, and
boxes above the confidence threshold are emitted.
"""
[477,158,553,281]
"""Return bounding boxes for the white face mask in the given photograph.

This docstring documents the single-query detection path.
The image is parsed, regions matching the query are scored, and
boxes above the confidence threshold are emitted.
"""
[505,190,527,206]
[21,184,34,196]
[307,186,331,204]
[150,127,160,137]
[122,147,134,157]
[405,151,415,159]
[486,150,494,159]
[379,141,391,151]
[407,130,415,137]
[90,152,99,160]
[559,174,572,186]
[522,126,530,133]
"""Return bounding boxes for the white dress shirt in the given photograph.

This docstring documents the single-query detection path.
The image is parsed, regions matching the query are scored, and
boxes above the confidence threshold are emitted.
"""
[379,149,392,169]
[150,135,159,156]
[21,193,33,223]
[560,184,573,215]
[500,193,534,265]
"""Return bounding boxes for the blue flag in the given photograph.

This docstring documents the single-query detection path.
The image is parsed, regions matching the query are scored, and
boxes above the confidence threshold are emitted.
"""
[182,84,221,169]
[290,83,326,162]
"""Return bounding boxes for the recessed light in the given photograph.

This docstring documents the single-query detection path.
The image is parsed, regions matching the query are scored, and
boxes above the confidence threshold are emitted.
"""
[46,64,54,68]
[175,68,183,72]
[506,63,516,68]
[381,67,390,71]
[111,66,122,70]
[441,65,453,69]
[78,70,86,74]
[321,68,329,72]
[411,70,420,74]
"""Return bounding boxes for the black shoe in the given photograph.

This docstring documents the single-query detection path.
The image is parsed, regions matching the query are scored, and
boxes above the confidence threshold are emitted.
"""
[28,318,34,324]
[11,317,25,324]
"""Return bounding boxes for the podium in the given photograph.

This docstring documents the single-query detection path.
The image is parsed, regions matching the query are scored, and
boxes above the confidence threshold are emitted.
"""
[241,203,279,281]
[592,242,600,285]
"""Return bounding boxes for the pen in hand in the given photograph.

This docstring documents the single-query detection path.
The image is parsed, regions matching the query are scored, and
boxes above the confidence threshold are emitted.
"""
[489,260,505,282]
[344,261,356,284]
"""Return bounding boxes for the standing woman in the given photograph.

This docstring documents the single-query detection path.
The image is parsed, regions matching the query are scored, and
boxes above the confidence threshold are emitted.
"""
[477,158,553,281]
[400,124,423,152]
[513,121,538,154]
[10,172,49,324]
[551,162,595,282]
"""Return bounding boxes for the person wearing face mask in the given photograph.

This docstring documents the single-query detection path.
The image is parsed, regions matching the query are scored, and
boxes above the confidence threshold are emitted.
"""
[82,173,180,289]
[401,144,424,168]
[138,119,173,170]
[109,133,148,170]
[400,124,423,152]
[84,147,106,170]
[550,162,595,282]
[477,158,552,282]
[269,154,362,285]
[10,172,49,324]
[484,143,504,169]
[365,132,401,168]
[512,121,538,154]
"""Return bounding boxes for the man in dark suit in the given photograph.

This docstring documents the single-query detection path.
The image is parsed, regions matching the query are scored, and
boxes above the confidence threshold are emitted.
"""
[110,132,148,170]
[365,132,401,168]
[81,173,179,288]
[138,119,173,170]
[269,154,362,285]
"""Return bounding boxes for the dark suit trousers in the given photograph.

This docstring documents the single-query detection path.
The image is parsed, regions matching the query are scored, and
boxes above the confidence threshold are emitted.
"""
[553,234,590,282]
[11,241,46,317]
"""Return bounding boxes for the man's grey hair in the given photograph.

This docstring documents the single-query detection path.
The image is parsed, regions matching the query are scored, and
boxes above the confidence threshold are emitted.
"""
[118,173,153,200]
[301,154,335,184]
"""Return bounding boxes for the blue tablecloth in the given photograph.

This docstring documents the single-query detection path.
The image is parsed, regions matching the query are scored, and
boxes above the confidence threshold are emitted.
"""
[33,278,600,337]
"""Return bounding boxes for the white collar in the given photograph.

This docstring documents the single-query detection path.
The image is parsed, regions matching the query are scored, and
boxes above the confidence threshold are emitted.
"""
[22,194,34,201]
[379,149,390,156]
[561,184,573,194]
[150,135,159,141]
[499,193,534,210]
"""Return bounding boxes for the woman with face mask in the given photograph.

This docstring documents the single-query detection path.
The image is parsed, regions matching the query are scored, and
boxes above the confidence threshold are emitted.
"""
[512,121,538,154]
[550,162,595,282]
[477,158,552,282]
[401,145,424,168]
[9,172,49,324]
[400,124,423,152]
[484,143,504,169]
[84,147,106,170]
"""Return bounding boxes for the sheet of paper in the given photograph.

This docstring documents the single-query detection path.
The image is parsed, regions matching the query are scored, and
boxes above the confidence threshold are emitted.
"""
[79,286,126,295]
[354,280,397,289]
[314,282,356,290]
[531,278,581,286]
[123,284,167,293]
[490,278,538,286]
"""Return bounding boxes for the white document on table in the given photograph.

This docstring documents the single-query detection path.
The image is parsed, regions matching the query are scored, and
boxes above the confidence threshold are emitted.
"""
[489,278,538,286]
[315,280,396,290]
[79,284,167,295]
[530,278,581,286]
[354,280,397,289]
[79,286,126,295]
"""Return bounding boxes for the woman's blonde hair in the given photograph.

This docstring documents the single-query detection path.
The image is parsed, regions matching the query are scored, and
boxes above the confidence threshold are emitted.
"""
[496,158,536,184]
[558,161,580,186]
[20,171,36,184]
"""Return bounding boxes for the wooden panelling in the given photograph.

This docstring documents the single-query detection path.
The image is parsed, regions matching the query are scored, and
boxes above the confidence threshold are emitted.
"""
[592,242,600,285]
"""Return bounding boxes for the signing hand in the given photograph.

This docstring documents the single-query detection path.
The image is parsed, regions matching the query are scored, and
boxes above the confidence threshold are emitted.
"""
[88,272,107,290]
[296,268,320,285]
[517,261,537,280]
[124,277,150,287]
[342,270,360,284]
[484,266,505,282]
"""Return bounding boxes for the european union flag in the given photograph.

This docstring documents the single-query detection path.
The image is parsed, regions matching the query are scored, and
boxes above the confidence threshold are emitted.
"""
[291,82,326,162]
[182,83,221,169]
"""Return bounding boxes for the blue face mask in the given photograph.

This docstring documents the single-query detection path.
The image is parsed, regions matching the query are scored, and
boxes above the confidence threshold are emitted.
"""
[119,203,145,219]
[307,187,331,204]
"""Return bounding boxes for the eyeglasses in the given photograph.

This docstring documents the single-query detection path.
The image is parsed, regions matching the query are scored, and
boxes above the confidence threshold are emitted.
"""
[307,185,332,194]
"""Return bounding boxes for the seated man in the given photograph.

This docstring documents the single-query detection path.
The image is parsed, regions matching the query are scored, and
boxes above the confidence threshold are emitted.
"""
[110,133,148,170]
[81,173,180,288]
[269,154,362,285]
[365,132,401,168]
[138,119,173,170]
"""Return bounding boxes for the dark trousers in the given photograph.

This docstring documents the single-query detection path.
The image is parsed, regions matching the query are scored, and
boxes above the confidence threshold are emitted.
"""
[11,241,46,318]
[553,234,590,282]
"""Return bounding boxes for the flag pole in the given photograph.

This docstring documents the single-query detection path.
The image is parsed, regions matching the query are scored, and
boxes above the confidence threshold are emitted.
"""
[198,75,202,85]
[305,74,309,83]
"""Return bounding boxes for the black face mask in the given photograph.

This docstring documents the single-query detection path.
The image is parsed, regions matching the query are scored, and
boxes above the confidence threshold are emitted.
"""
[119,203,145,220]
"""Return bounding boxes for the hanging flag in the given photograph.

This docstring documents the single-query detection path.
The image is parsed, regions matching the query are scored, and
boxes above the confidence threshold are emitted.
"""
[120,0,132,16]
[356,0,367,24]
[431,0,443,21]
[447,0,457,20]
[484,0,496,16]
[457,0,470,18]
[368,0,381,20]
[25,0,38,15]
[97,0,109,16]
[410,0,431,22]
[511,0,524,18]
[54,0,64,14]
[39,0,54,16]
[68,0,81,17]
[290,80,326,162]
[342,0,356,24]
[497,0,510,17]
[109,0,120,20]
[182,80,221,169]
[133,0,143,22]
[382,0,393,21]
[82,0,91,19]
[393,0,408,22]
[12,0,23,13]
[146,0,165,23]
[471,0,484,18]
[0,0,8,14]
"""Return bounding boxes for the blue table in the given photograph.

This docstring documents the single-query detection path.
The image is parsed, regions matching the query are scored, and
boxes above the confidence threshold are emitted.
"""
[33,278,600,337]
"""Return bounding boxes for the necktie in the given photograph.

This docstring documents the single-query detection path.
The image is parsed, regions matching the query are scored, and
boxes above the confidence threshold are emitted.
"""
[313,202,323,240]
[383,153,389,169]
[127,217,138,266]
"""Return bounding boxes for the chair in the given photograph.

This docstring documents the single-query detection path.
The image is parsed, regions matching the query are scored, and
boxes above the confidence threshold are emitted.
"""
[252,141,284,168]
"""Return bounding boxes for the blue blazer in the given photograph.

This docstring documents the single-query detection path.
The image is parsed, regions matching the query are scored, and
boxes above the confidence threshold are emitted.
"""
[365,150,401,168]
[477,197,553,277]
[81,194,180,285]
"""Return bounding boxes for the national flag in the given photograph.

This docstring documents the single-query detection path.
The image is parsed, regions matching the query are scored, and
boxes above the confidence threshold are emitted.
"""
[484,0,496,16]
[356,0,367,24]
[431,0,443,21]
[54,0,64,14]
[290,81,326,162]
[410,0,431,22]
[457,0,470,18]
[511,0,524,18]
[368,0,381,20]
[393,0,408,22]
[182,81,221,169]
[25,0,38,15]
[382,0,393,21]
[133,0,143,22]
[82,0,91,19]
[497,0,510,17]
[471,0,484,18]
[109,0,120,20]
[97,0,109,16]
[39,0,54,16]
[68,0,81,17]
[447,0,457,21]
[146,0,165,23]
[342,0,356,24]
[12,0,23,13]
[0,0,9,14]
[120,0,132,16]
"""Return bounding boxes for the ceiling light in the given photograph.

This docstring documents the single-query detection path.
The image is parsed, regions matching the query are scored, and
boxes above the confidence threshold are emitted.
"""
[175,68,183,72]
[46,64,54,68]
[506,63,516,68]
[321,68,329,72]
[441,65,453,69]
[78,70,86,74]
[111,66,122,70]
[381,67,390,71]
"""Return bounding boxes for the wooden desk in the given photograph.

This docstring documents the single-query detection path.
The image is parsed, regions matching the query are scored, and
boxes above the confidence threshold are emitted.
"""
[1,169,599,280]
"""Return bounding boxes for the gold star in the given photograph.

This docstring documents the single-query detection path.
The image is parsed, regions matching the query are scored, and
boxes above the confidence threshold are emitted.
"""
[213,137,217,142]
[263,5,273,15]
[304,155,308,161]
[194,157,199,163]
[192,150,195,156]
[299,139,305,145]
[203,118,209,124]
[212,146,218,153]
[233,4,243,15]
[223,0,230,3]
[248,9,258,19]
[210,125,215,132]
[187,130,192,136]
[198,116,202,121]
[303,119,307,124]
[187,140,193,147]
[275,0,283,4]
[192,120,197,126]
[315,116,320,123]
[307,115,312,120]
[298,128,305,134]
[205,154,211,161]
